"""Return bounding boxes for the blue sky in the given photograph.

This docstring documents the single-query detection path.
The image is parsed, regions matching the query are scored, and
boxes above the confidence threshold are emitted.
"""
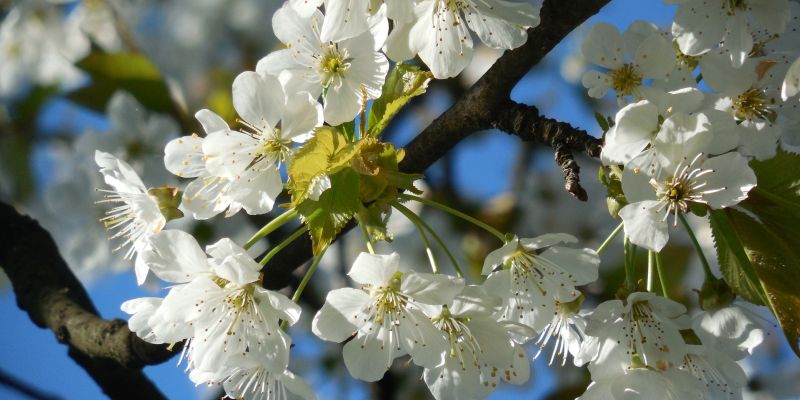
[0,1,679,399]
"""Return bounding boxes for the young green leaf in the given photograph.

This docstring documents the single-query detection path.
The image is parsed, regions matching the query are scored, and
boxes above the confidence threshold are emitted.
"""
[366,64,432,137]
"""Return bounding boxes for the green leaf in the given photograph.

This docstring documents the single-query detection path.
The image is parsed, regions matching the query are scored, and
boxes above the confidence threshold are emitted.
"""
[297,168,361,254]
[287,127,355,206]
[366,64,432,137]
[67,52,174,113]
[708,209,768,305]
[357,203,392,243]
[745,149,800,216]
[336,121,357,142]
[594,112,610,133]
[721,208,800,356]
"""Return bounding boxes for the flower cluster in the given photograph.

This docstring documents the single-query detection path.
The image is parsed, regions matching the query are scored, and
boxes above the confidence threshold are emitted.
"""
[70,0,797,398]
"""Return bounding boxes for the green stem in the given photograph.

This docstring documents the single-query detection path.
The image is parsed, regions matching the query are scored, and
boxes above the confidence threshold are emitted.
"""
[596,222,624,255]
[259,226,308,267]
[678,213,715,281]
[395,204,439,274]
[356,216,376,254]
[392,201,463,278]
[624,236,636,291]
[655,252,670,299]
[398,193,506,242]
[244,209,298,250]
[281,247,328,330]
[647,251,656,292]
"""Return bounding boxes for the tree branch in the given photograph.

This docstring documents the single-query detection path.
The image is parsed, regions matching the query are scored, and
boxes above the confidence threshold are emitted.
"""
[0,201,173,400]
[491,101,603,200]
[398,0,609,174]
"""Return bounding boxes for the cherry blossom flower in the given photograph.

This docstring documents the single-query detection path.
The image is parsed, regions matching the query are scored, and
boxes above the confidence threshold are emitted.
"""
[312,252,463,382]
[164,107,300,220]
[671,0,790,67]
[420,286,534,400]
[222,353,315,400]
[581,21,676,103]
[257,4,388,125]
[481,234,600,333]
[580,292,690,379]
[95,151,166,284]
[579,366,704,400]
[123,230,300,383]
[617,116,755,251]
[386,0,541,79]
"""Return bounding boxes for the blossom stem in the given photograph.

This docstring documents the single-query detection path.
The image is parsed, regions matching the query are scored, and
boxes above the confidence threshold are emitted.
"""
[244,209,299,250]
[392,201,463,278]
[678,213,715,281]
[623,235,637,291]
[647,251,656,292]
[356,216,376,254]
[281,247,328,330]
[259,226,308,267]
[398,193,506,242]
[391,201,440,274]
[596,222,624,255]
[655,252,670,299]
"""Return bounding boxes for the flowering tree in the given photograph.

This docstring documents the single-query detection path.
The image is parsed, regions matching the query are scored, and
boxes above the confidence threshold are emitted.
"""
[0,0,799,399]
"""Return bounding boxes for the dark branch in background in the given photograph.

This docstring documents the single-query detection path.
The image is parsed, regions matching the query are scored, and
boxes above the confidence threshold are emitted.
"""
[491,101,603,200]
[0,368,61,400]
[0,202,173,400]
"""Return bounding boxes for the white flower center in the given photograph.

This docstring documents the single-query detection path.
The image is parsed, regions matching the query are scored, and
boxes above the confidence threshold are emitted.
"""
[318,44,351,89]
[367,272,408,326]
[732,88,777,123]
[608,63,643,96]
[650,153,722,225]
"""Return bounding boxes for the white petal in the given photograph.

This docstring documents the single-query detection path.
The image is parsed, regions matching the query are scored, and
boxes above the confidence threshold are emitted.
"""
[281,92,323,142]
[634,33,675,79]
[164,135,206,178]
[582,23,624,70]
[232,71,285,131]
[782,56,800,100]
[312,288,372,342]
[701,152,756,208]
[139,230,209,283]
[410,2,473,79]
[401,272,464,304]
[619,201,669,251]
[343,324,394,382]
[348,252,400,285]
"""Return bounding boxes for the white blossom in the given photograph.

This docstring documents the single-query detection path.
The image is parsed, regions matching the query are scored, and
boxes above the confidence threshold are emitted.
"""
[481,234,600,333]
[312,252,463,382]
[580,292,690,379]
[581,21,676,103]
[386,0,541,79]
[420,286,533,400]
[95,151,166,284]
[257,4,388,125]
[671,0,790,67]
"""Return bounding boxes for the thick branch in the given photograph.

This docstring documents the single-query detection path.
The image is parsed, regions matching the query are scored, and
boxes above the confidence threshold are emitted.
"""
[259,0,610,289]
[0,201,172,400]
[491,101,603,200]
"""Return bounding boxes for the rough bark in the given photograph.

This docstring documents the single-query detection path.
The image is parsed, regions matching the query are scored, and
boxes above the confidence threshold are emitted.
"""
[0,202,172,399]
